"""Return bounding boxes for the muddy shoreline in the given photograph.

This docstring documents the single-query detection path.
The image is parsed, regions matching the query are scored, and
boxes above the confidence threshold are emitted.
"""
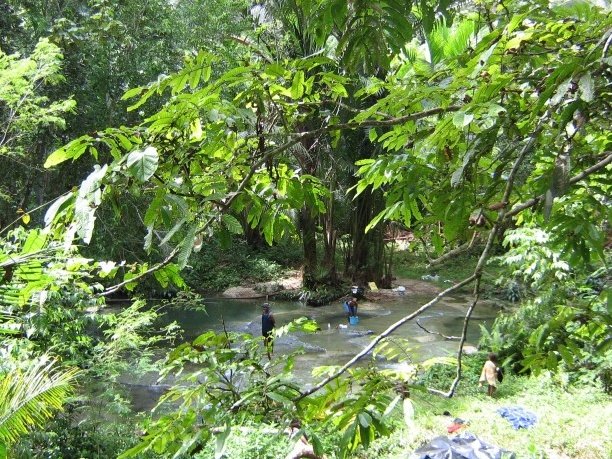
[221,272,444,304]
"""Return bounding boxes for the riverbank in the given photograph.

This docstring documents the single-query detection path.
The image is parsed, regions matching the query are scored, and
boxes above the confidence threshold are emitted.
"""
[192,366,611,459]
[220,271,444,303]
[220,270,303,299]
[354,371,612,459]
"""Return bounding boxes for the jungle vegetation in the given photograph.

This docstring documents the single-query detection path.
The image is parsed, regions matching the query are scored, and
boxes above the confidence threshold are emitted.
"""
[0,0,610,457]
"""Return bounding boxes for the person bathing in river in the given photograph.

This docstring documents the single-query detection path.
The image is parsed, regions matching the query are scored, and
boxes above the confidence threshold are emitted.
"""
[347,297,358,322]
[479,352,499,397]
[261,303,276,359]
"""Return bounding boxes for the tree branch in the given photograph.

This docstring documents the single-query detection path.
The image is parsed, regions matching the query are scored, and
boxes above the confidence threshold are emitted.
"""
[428,121,546,397]
[426,237,475,269]
[0,191,73,236]
[428,278,481,397]
[295,116,547,402]
[505,151,612,218]
[415,319,461,340]
[294,105,461,139]
[99,135,306,297]
[294,274,477,402]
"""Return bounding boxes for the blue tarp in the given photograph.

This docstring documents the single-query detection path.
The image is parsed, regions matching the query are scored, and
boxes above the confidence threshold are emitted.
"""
[409,432,515,459]
[497,406,537,429]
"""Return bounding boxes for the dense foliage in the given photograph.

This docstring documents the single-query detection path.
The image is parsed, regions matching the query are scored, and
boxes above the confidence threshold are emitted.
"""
[1,0,610,457]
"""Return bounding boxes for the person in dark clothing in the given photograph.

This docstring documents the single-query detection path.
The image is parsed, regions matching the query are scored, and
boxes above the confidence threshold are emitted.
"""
[261,303,276,359]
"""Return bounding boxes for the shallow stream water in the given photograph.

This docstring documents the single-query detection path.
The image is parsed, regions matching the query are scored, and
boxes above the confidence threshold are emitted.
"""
[122,292,500,411]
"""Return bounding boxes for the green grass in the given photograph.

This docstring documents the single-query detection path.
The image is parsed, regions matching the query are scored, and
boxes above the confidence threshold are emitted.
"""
[355,373,611,459]
[185,370,611,459]
[393,246,477,280]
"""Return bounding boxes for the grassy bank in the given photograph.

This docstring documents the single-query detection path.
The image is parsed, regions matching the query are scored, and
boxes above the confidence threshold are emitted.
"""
[355,373,611,459]
[190,368,610,458]
[391,245,509,298]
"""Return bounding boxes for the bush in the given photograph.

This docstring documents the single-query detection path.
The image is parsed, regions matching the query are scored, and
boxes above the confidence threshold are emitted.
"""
[417,354,485,397]
[195,424,291,459]
[480,275,611,391]
[13,401,144,459]
[183,238,295,292]
[257,238,303,267]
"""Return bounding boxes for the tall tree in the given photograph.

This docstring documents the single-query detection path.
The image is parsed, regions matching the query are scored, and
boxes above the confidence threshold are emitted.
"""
[0,39,76,226]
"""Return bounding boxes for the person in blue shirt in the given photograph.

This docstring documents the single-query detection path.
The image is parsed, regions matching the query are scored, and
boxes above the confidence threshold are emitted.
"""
[261,303,276,359]
[343,297,358,323]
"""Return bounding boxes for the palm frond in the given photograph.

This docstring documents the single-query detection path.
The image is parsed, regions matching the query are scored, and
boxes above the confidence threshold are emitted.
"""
[402,43,420,63]
[443,19,476,58]
[428,18,450,65]
[427,17,476,66]
[0,312,22,336]
[0,357,79,446]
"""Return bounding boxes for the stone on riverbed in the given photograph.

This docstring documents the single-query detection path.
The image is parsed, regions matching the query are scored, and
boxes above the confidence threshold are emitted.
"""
[339,328,374,337]
[463,345,479,355]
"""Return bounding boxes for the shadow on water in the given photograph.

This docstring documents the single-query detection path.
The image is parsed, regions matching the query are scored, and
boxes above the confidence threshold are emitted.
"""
[122,293,500,411]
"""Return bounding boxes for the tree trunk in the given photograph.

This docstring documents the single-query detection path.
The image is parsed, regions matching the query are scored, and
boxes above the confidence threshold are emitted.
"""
[321,181,338,283]
[344,126,385,286]
[242,211,266,249]
[299,206,318,289]
[348,188,385,286]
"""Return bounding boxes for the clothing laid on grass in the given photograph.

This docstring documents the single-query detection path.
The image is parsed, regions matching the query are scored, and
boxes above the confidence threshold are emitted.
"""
[409,432,515,459]
[497,406,537,429]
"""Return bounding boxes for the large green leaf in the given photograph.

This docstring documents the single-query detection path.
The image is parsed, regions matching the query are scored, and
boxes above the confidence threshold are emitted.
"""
[44,193,74,227]
[222,214,244,235]
[127,146,159,182]
[291,70,305,99]
[44,136,94,168]
[72,165,108,245]
[177,224,198,269]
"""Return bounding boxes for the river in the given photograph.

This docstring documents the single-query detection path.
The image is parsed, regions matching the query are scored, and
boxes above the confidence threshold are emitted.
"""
[122,292,500,411]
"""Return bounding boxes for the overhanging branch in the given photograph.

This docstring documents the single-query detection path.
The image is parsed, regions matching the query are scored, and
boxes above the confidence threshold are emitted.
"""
[428,278,481,397]
[294,274,477,402]
[506,151,612,218]
[415,319,461,340]
[99,136,306,297]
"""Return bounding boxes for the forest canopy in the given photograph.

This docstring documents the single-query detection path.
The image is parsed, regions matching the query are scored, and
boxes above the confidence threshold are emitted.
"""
[0,0,610,458]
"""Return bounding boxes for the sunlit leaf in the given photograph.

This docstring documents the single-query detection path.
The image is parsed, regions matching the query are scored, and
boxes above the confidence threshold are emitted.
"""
[127,146,159,182]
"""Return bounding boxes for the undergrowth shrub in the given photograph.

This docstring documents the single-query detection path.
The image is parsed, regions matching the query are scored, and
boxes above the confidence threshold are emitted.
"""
[14,401,144,459]
[417,354,484,396]
[183,238,297,292]
[195,424,291,459]
[483,227,611,391]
